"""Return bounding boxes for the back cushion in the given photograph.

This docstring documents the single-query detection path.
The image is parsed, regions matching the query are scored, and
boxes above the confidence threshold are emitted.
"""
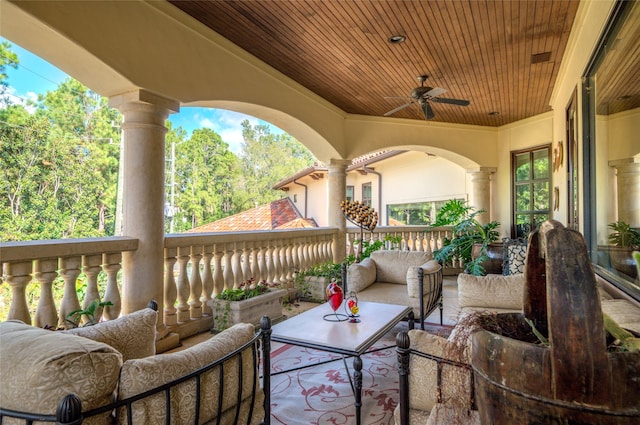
[117,323,259,425]
[371,250,433,284]
[64,307,157,361]
[457,273,525,310]
[0,321,122,425]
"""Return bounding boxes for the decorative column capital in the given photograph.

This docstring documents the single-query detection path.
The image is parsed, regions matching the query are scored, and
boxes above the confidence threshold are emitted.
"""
[109,89,180,113]
[328,158,352,173]
[466,167,497,179]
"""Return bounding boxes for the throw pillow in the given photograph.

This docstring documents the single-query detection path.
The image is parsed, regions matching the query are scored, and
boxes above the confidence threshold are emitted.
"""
[502,238,527,275]
[64,307,157,361]
[406,260,441,298]
[346,258,377,292]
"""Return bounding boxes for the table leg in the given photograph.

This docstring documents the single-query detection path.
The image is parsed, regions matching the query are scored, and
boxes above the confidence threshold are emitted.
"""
[353,355,363,425]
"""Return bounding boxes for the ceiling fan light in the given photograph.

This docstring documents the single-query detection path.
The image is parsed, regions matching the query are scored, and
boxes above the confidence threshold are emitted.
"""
[388,34,406,44]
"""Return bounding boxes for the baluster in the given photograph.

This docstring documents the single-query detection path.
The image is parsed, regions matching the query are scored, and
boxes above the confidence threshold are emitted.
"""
[82,254,103,322]
[232,243,243,286]
[241,242,251,280]
[250,243,260,281]
[265,243,275,284]
[189,246,203,319]
[201,245,214,315]
[176,247,191,322]
[347,232,356,258]
[163,248,178,327]
[280,240,290,283]
[5,261,34,325]
[257,244,268,282]
[102,253,122,320]
[271,241,281,284]
[424,232,433,257]
[222,244,234,289]
[33,259,59,328]
[312,237,320,265]
[59,256,82,328]
[212,246,224,296]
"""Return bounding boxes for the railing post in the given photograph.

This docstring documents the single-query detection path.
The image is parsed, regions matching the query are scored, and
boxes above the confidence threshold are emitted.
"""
[82,254,103,321]
[59,256,82,328]
[163,247,178,327]
[176,246,190,322]
[260,316,272,425]
[396,331,411,425]
[189,245,203,319]
[201,244,214,315]
[34,259,59,328]
[102,252,122,320]
[5,261,33,325]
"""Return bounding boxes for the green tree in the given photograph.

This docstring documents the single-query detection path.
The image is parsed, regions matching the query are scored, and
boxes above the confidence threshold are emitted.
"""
[238,120,315,209]
[172,127,241,231]
[0,41,19,104]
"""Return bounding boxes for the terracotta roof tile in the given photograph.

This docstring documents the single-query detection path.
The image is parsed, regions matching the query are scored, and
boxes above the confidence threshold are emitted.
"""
[186,198,315,233]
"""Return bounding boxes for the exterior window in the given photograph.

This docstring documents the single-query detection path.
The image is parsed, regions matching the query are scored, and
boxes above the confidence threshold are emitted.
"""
[512,146,551,238]
[387,200,459,226]
[346,185,354,202]
[362,183,372,207]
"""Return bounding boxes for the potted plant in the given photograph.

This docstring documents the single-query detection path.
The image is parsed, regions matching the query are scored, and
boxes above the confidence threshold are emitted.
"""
[607,221,640,279]
[209,278,286,331]
[434,209,500,276]
[294,256,356,301]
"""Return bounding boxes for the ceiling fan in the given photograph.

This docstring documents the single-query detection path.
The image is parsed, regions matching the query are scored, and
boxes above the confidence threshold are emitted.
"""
[384,75,470,120]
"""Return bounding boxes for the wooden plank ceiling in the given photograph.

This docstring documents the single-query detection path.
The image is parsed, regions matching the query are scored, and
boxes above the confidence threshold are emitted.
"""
[169,0,581,127]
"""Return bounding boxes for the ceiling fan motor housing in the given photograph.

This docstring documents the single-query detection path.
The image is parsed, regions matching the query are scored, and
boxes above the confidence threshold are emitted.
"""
[411,86,433,100]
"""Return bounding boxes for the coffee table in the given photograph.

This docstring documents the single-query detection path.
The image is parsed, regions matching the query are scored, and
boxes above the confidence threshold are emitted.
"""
[270,301,413,425]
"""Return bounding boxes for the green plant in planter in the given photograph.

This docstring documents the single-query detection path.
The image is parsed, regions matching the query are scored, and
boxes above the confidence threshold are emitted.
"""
[294,256,356,300]
[608,221,640,248]
[430,198,472,227]
[434,209,500,276]
[213,278,281,330]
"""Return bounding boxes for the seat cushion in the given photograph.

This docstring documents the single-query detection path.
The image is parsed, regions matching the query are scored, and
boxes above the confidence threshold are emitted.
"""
[0,321,122,425]
[371,250,433,284]
[63,307,157,361]
[117,323,262,425]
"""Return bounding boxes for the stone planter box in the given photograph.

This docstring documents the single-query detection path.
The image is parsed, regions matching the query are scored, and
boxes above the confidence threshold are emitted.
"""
[208,288,287,330]
[299,276,330,301]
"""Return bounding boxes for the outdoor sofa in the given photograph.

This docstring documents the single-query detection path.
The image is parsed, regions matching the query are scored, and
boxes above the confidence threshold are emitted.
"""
[0,302,272,425]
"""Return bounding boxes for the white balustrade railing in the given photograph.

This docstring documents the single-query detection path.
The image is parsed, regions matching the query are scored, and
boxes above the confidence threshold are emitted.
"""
[345,225,455,260]
[0,237,138,327]
[1,226,456,337]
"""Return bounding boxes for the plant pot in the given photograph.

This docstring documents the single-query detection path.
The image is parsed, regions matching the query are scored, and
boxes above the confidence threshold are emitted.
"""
[299,276,330,301]
[609,246,638,279]
[472,221,640,424]
[208,288,286,330]
[471,242,503,275]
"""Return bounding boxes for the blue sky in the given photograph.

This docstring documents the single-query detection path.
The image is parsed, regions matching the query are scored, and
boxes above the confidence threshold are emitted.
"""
[1,37,281,153]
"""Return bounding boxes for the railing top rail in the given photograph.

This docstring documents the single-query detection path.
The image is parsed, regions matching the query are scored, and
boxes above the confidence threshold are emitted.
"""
[164,227,340,248]
[346,225,455,232]
[0,237,139,263]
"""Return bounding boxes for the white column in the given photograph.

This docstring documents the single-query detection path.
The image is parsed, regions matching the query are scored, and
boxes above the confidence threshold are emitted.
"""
[109,90,179,315]
[610,159,640,227]
[467,167,496,225]
[328,159,351,263]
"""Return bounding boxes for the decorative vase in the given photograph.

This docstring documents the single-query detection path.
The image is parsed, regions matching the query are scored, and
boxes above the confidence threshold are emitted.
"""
[324,281,347,321]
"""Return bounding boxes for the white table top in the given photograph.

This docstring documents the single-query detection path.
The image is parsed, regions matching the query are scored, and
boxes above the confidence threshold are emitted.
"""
[271,301,411,355]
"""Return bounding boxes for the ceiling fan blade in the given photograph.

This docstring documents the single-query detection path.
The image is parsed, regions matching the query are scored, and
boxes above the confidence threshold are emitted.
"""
[384,101,415,116]
[421,101,435,120]
[425,87,447,98]
[431,97,471,106]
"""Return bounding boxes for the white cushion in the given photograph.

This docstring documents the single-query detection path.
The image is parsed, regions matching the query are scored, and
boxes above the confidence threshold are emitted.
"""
[347,257,377,292]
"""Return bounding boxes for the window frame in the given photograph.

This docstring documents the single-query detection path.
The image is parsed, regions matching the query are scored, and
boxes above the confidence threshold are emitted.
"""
[362,182,372,207]
[511,144,552,238]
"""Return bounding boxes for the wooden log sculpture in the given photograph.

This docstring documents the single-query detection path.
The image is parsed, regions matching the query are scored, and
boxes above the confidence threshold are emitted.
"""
[471,220,640,424]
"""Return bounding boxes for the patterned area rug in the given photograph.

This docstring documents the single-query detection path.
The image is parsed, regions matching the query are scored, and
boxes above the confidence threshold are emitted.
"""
[267,323,452,425]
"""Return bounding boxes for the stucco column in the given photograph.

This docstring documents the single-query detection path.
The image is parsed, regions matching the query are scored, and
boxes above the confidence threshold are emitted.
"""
[109,90,180,315]
[609,158,640,227]
[328,159,351,263]
[467,167,496,225]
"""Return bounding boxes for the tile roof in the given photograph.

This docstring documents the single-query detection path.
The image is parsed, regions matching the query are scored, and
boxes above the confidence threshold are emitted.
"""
[186,198,316,233]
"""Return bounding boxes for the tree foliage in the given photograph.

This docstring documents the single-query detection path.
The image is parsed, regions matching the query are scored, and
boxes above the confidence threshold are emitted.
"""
[1,44,316,241]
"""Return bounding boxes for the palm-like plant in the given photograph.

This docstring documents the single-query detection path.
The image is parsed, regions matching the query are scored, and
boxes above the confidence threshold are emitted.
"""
[434,210,500,275]
[608,221,640,248]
